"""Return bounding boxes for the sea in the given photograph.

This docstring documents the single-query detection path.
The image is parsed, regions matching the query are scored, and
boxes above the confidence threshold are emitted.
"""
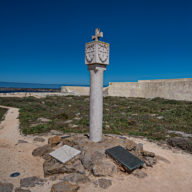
[0,82,90,93]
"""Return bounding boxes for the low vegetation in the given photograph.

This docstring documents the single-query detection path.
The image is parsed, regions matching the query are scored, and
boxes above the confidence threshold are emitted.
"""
[0,96,192,141]
[0,108,8,122]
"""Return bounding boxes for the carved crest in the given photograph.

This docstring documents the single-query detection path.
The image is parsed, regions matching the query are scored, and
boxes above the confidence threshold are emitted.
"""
[98,44,108,63]
[86,44,95,63]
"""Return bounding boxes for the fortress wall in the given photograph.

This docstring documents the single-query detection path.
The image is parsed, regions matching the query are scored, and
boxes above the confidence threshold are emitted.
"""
[108,78,192,101]
[61,86,90,96]
[61,86,109,96]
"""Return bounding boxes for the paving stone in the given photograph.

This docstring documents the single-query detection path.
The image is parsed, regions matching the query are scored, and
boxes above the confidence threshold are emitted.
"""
[33,137,45,142]
[61,173,90,184]
[15,188,31,192]
[20,177,44,188]
[94,178,112,189]
[51,182,79,192]
[0,182,13,192]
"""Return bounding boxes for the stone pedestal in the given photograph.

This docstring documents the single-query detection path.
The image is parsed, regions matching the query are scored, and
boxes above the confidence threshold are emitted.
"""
[85,29,110,142]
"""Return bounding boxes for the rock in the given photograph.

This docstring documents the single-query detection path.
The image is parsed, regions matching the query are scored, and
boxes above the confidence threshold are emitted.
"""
[20,177,44,187]
[141,150,155,157]
[64,120,73,124]
[80,151,105,170]
[157,116,164,120]
[132,169,147,178]
[51,181,79,192]
[50,130,63,136]
[125,140,137,151]
[48,136,61,147]
[61,173,90,184]
[32,144,53,159]
[43,159,85,176]
[17,140,28,144]
[64,159,85,174]
[167,137,192,152]
[15,188,31,192]
[94,178,112,189]
[144,157,156,167]
[92,160,116,177]
[33,137,45,142]
[43,158,64,176]
[37,117,51,123]
[0,182,14,192]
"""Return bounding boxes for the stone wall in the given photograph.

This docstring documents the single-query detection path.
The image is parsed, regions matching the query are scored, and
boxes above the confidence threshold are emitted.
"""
[108,78,192,101]
[61,86,109,96]
[61,86,90,96]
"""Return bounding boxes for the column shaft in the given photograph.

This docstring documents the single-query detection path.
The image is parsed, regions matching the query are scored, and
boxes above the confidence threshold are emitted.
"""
[88,64,106,142]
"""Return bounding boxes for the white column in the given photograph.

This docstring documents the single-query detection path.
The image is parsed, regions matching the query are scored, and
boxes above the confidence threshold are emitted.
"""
[88,64,106,142]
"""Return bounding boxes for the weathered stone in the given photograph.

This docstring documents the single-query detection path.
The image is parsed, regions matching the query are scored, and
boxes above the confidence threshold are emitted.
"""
[92,160,116,177]
[17,140,28,144]
[32,144,53,159]
[94,178,112,189]
[157,116,164,120]
[132,169,147,178]
[80,151,105,170]
[0,182,13,192]
[141,150,155,157]
[61,173,90,184]
[33,137,45,142]
[37,117,51,123]
[167,137,192,152]
[20,177,44,188]
[15,188,31,192]
[48,136,61,147]
[50,130,63,136]
[43,158,64,176]
[144,157,156,167]
[64,120,73,124]
[125,140,137,151]
[43,158,85,176]
[51,181,79,192]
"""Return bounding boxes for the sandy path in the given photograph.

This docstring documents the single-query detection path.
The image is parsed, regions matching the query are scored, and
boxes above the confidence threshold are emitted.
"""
[0,105,192,192]
[0,106,45,187]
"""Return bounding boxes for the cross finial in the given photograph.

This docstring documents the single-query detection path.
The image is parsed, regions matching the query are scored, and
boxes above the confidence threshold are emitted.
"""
[92,28,103,41]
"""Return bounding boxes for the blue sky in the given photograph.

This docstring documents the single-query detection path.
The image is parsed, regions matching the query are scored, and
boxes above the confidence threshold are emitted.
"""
[0,0,191,85]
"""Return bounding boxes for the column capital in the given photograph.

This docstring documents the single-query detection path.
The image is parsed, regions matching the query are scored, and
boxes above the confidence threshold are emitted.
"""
[88,64,106,72]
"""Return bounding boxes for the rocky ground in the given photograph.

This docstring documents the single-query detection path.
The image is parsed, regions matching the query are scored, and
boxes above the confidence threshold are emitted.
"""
[0,106,192,192]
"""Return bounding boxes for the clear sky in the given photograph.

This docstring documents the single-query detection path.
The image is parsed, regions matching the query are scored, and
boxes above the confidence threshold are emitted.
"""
[0,0,191,85]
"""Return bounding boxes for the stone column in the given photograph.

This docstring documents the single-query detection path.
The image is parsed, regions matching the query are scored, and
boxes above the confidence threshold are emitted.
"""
[88,64,106,142]
[85,28,110,142]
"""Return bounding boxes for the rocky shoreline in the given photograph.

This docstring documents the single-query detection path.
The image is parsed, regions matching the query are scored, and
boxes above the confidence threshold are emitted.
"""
[0,87,60,93]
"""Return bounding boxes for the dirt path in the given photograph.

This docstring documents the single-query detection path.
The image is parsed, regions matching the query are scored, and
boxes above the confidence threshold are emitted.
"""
[0,105,192,192]
[0,106,45,187]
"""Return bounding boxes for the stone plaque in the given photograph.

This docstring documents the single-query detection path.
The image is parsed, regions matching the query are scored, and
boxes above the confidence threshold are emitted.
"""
[49,145,81,163]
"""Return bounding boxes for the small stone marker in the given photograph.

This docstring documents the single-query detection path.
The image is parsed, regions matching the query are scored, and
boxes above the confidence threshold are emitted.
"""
[49,145,81,164]
[105,145,144,172]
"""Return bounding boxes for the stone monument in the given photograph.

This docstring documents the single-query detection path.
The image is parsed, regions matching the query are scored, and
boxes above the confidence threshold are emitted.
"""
[85,28,110,142]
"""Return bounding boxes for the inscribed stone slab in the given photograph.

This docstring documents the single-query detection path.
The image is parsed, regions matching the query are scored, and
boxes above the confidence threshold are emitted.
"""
[105,145,144,171]
[49,145,81,163]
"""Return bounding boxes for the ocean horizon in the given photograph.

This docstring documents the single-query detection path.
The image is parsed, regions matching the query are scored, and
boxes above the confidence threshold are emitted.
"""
[0,82,108,93]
